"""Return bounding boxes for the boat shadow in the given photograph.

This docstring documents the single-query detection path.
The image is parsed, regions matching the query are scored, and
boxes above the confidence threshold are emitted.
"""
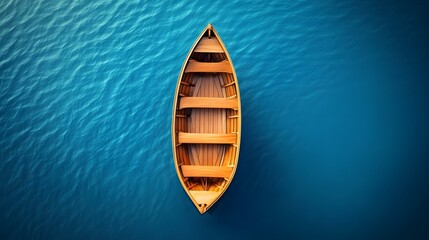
[205,85,290,221]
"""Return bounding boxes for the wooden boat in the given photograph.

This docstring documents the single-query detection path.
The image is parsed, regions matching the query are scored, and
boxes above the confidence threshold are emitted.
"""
[172,24,241,214]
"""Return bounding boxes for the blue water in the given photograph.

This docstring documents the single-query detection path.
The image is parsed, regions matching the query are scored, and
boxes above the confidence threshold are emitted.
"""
[1,0,429,239]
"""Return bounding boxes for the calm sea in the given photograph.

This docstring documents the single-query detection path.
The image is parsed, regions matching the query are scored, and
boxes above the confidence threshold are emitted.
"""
[1,0,429,239]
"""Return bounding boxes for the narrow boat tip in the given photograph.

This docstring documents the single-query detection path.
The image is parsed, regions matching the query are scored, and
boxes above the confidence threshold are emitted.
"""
[197,203,208,214]
[199,207,207,214]
[207,23,213,29]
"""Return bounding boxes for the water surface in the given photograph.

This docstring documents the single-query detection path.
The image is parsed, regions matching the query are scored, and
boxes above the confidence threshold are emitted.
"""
[1,0,429,239]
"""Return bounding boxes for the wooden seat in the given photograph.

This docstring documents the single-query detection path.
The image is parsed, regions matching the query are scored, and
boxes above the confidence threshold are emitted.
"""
[194,37,224,53]
[181,165,233,178]
[178,132,236,144]
[189,191,222,205]
[179,97,238,110]
[185,60,232,73]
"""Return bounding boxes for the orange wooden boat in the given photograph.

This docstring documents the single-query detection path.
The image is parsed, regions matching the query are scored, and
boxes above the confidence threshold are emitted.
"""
[172,24,241,214]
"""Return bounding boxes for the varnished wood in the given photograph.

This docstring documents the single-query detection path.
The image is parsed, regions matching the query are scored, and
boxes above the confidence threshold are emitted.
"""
[185,60,232,73]
[172,23,241,214]
[189,191,221,205]
[194,37,224,53]
[181,81,195,86]
[222,81,236,88]
[179,97,238,110]
[178,132,236,144]
[181,165,233,178]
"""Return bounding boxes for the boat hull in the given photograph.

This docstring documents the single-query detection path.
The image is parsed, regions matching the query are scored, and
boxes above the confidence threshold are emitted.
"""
[172,24,241,214]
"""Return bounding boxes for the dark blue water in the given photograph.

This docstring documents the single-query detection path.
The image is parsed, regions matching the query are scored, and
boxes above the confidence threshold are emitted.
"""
[1,0,429,239]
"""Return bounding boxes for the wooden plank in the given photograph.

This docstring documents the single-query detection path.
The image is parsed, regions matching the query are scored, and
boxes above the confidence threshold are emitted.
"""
[222,81,235,88]
[178,132,236,144]
[181,165,233,178]
[181,81,195,86]
[194,37,224,53]
[189,190,222,205]
[187,182,199,189]
[179,97,238,110]
[185,60,232,73]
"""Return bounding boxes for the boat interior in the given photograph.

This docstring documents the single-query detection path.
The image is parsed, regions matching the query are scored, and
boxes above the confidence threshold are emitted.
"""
[174,27,240,212]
